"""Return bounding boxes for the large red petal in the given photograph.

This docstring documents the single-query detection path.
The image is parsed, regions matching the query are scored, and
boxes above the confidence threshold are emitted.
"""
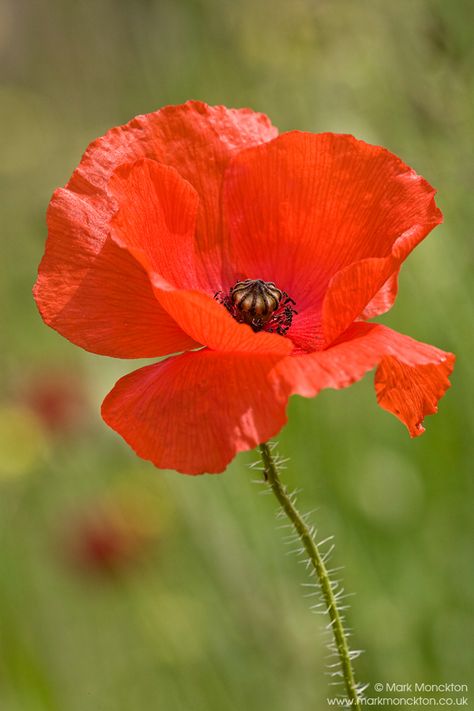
[277,322,454,435]
[34,102,277,355]
[109,160,291,355]
[102,350,291,475]
[224,132,441,349]
[70,101,278,287]
[34,188,198,358]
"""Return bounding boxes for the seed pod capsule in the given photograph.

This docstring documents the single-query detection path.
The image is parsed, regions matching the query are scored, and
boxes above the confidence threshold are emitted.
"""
[230,279,282,326]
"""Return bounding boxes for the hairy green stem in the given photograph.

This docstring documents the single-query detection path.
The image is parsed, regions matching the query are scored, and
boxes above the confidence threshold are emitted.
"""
[259,442,361,709]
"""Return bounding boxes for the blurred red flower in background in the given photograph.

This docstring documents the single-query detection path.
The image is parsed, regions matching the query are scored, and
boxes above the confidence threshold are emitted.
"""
[21,370,86,434]
[33,101,454,474]
[63,493,159,576]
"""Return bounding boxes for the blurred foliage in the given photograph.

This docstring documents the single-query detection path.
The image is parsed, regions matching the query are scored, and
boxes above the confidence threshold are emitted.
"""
[1,0,473,708]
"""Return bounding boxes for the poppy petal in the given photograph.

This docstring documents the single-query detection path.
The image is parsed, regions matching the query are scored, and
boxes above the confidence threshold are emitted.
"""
[34,188,198,358]
[374,356,454,436]
[224,132,441,348]
[34,102,277,354]
[108,159,204,290]
[109,159,291,355]
[322,216,440,345]
[101,349,291,475]
[360,272,399,320]
[152,289,292,355]
[277,322,454,435]
[71,101,278,288]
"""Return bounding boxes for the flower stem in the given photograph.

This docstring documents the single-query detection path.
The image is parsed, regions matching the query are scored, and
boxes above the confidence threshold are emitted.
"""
[258,442,361,709]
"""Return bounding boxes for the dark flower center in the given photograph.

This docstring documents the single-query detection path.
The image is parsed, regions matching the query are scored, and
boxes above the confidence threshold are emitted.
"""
[215,279,297,335]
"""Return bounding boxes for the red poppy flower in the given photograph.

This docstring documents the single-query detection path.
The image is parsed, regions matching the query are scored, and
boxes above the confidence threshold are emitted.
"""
[63,496,158,576]
[21,369,86,434]
[34,101,455,475]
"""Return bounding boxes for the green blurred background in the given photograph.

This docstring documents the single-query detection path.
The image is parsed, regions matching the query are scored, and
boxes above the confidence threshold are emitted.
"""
[1,0,473,708]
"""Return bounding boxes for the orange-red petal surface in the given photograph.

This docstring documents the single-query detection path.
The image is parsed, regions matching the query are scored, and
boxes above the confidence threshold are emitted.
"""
[321,219,441,345]
[360,272,399,320]
[109,159,291,355]
[70,101,278,288]
[34,188,198,357]
[109,160,203,289]
[102,349,290,475]
[152,289,292,354]
[375,357,454,436]
[277,322,454,435]
[34,102,277,356]
[224,132,441,349]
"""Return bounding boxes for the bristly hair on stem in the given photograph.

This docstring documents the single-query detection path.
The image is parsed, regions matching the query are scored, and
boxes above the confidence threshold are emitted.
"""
[255,441,365,708]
